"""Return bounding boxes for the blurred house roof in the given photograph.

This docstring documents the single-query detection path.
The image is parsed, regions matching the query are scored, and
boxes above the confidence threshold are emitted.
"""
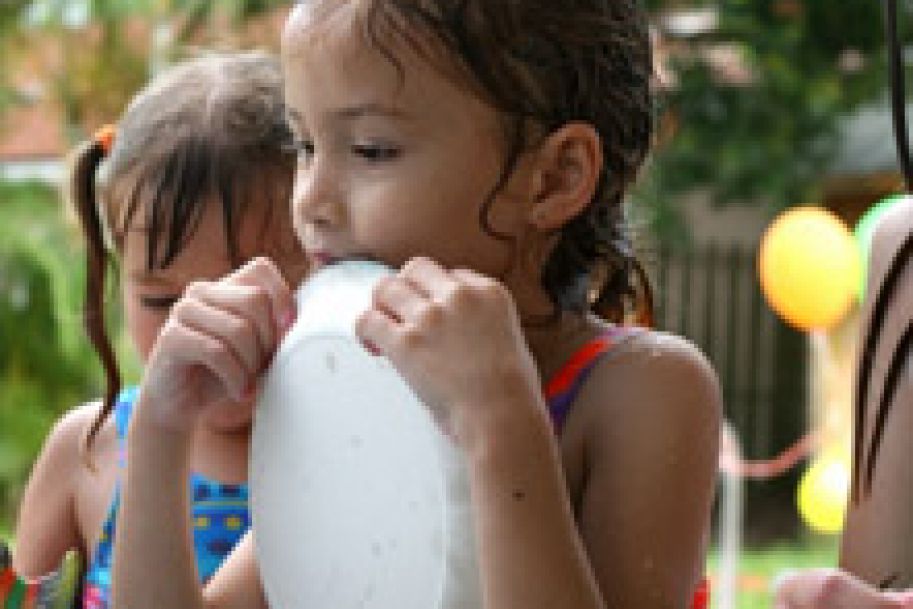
[0,27,69,180]
[0,101,67,161]
[0,6,290,183]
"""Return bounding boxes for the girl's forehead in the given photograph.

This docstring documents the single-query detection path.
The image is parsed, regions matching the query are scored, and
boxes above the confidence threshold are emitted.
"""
[284,13,489,125]
[283,0,362,55]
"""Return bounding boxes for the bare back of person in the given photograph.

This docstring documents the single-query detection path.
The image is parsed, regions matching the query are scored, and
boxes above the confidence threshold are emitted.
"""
[841,198,913,588]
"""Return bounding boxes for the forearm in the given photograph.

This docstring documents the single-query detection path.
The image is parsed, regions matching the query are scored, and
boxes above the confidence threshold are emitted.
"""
[466,403,603,609]
[112,405,204,609]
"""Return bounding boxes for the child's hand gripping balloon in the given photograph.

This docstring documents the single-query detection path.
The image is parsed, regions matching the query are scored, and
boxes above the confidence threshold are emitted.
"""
[356,257,542,448]
[136,257,298,434]
[0,541,81,608]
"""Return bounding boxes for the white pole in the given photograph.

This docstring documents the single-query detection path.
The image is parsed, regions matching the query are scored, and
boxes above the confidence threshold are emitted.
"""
[716,421,743,609]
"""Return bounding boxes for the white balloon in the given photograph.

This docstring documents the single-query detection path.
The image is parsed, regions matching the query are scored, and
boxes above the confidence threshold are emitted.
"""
[250,261,481,609]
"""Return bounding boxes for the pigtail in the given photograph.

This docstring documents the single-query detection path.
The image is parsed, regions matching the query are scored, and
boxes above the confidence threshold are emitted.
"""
[69,129,121,455]
[852,229,913,501]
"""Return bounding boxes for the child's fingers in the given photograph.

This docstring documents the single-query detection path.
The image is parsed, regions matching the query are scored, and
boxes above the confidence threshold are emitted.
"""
[172,296,264,381]
[773,569,890,609]
[230,257,297,334]
[161,322,250,401]
[399,257,457,301]
[188,283,276,366]
[371,275,430,324]
[355,307,397,356]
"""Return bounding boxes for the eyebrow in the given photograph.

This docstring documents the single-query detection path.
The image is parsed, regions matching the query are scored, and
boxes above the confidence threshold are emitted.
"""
[286,103,411,128]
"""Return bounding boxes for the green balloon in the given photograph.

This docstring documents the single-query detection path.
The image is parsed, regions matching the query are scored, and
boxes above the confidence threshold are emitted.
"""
[854,194,908,298]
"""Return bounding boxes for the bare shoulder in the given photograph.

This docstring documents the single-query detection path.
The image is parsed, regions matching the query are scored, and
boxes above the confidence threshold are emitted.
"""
[578,329,722,429]
[41,400,114,463]
[28,401,104,481]
[14,400,113,575]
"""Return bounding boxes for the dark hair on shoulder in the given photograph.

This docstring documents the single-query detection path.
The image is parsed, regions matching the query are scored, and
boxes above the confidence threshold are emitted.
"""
[69,51,297,451]
[349,0,655,325]
[852,225,913,500]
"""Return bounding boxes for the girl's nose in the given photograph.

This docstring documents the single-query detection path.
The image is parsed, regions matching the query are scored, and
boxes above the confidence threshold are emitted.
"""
[291,163,344,232]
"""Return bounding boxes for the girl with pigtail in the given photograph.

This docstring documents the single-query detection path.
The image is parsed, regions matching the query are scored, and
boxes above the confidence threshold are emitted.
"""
[11,50,307,609]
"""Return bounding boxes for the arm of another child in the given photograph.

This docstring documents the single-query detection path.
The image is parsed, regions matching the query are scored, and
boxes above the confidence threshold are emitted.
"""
[13,403,96,576]
[575,333,721,609]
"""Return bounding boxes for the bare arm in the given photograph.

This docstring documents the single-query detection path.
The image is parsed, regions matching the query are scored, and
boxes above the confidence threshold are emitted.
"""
[14,404,91,576]
[466,391,608,609]
[112,411,268,609]
[112,410,203,609]
[576,334,721,608]
[112,258,292,609]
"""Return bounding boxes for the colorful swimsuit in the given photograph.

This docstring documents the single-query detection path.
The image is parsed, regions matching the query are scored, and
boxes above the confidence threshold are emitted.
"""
[81,388,251,609]
[542,326,709,609]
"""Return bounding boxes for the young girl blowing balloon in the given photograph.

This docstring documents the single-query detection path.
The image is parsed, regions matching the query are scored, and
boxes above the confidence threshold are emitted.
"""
[114,2,722,608]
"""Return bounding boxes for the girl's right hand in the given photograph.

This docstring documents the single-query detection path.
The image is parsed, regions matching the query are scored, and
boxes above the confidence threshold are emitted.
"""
[137,257,297,433]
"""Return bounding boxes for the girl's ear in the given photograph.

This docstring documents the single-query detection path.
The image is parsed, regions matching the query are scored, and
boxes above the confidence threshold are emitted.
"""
[528,122,602,230]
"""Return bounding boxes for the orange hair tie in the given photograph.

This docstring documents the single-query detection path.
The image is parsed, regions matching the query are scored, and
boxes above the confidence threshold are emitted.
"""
[94,124,116,155]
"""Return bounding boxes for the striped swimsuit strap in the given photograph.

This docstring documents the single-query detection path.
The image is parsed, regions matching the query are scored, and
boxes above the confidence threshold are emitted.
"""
[543,326,641,433]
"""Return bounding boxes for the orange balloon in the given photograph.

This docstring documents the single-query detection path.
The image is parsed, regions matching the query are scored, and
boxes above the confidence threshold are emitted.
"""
[759,207,860,331]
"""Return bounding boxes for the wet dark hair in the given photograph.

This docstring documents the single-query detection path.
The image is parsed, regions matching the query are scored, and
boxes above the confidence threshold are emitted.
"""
[852,226,913,501]
[333,0,655,324]
[70,51,298,450]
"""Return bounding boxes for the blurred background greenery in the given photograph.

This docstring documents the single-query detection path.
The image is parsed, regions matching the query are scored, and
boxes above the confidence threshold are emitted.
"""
[0,1,907,606]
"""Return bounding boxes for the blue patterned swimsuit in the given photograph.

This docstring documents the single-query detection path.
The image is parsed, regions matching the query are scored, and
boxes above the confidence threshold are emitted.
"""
[82,388,251,609]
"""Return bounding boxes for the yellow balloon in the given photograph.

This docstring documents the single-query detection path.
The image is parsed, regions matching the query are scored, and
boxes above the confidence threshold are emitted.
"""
[759,207,861,331]
[797,454,850,534]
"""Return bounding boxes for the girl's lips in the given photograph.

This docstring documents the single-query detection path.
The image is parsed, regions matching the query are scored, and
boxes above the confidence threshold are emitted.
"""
[310,252,381,267]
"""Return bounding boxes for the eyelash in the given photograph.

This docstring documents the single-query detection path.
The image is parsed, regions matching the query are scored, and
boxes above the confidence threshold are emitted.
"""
[139,295,179,311]
[351,143,401,162]
[286,139,401,163]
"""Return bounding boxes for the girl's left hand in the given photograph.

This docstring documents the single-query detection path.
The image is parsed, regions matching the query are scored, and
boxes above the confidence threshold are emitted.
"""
[355,257,543,448]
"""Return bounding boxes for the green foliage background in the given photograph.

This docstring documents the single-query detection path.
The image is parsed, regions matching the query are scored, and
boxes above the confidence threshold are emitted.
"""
[0,181,139,536]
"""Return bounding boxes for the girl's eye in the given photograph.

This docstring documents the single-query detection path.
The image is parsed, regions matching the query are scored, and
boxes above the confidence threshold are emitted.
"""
[352,143,401,162]
[139,295,179,311]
